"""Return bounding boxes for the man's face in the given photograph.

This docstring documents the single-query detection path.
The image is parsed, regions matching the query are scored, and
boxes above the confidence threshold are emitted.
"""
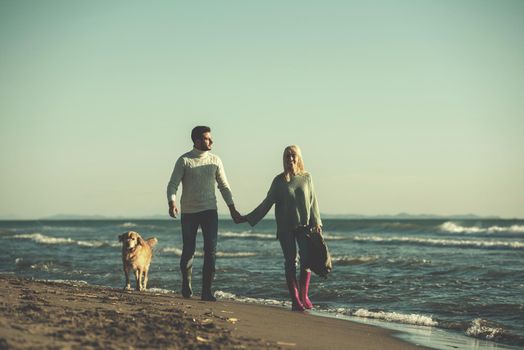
[195,132,213,151]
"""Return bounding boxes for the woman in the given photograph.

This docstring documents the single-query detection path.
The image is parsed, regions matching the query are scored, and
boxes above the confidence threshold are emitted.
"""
[238,145,322,311]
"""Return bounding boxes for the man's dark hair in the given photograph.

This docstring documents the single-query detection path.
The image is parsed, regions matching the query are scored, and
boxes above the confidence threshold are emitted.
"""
[191,126,211,143]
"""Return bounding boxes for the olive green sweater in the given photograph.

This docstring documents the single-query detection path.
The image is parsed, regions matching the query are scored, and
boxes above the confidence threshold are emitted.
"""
[246,172,322,239]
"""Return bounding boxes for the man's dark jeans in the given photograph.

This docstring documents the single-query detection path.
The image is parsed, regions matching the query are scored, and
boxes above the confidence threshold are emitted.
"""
[180,209,218,276]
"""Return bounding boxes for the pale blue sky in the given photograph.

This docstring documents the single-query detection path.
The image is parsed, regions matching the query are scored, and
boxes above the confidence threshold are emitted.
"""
[1,0,523,219]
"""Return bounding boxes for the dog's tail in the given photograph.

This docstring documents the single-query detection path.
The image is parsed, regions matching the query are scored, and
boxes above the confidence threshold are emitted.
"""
[146,237,158,248]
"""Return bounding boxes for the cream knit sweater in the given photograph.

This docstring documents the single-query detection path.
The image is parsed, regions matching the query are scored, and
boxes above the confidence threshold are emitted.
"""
[167,148,234,214]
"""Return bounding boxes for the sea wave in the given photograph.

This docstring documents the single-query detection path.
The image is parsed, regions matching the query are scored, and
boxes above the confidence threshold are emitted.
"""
[324,307,438,327]
[13,233,119,248]
[217,291,440,331]
[14,233,74,244]
[332,255,431,267]
[42,226,92,232]
[440,222,524,234]
[215,290,288,307]
[386,257,432,267]
[331,255,379,266]
[220,231,347,241]
[351,309,438,327]
[217,252,257,257]
[465,318,505,341]
[36,278,89,286]
[378,222,421,230]
[15,258,58,272]
[161,246,256,258]
[220,231,274,239]
[119,222,138,228]
[463,319,524,346]
[146,288,176,294]
[353,235,524,249]
[322,233,348,240]
[216,290,439,328]
[161,247,184,255]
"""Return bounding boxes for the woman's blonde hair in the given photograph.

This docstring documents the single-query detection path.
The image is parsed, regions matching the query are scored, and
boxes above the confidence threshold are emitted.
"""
[283,145,305,181]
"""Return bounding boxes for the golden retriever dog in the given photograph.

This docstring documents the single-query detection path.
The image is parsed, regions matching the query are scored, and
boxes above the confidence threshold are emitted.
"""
[118,231,158,291]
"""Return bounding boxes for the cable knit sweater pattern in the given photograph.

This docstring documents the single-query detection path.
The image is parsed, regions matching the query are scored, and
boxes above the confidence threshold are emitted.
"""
[167,148,234,214]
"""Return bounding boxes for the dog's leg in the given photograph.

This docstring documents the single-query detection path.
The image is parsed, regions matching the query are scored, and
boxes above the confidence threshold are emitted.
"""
[143,268,149,291]
[135,269,141,291]
[124,267,131,290]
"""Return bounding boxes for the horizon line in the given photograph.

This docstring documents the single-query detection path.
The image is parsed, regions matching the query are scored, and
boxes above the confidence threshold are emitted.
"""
[1,213,522,221]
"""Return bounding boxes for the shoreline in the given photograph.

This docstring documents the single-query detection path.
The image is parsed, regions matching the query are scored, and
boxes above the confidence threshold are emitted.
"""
[0,275,429,350]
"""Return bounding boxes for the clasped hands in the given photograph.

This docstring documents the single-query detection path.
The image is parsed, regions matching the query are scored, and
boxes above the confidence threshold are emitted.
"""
[228,205,247,224]
[169,202,246,223]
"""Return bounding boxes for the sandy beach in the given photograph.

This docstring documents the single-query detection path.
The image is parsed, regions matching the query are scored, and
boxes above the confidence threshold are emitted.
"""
[0,274,430,350]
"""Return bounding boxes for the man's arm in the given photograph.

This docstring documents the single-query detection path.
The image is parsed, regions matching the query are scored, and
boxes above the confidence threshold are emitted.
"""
[215,157,239,222]
[167,157,184,218]
[228,204,243,223]
[215,158,244,223]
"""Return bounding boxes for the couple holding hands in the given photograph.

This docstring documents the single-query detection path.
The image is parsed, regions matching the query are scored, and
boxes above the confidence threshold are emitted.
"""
[167,126,322,311]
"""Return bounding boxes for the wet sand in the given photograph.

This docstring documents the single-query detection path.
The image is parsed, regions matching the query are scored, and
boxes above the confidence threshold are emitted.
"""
[0,275,429,349]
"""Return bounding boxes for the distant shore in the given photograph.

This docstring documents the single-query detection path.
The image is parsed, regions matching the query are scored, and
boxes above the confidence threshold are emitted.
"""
[0,275,428,349]
[0,212,515,221]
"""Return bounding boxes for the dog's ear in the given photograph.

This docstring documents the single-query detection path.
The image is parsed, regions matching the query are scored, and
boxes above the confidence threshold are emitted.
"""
[118,233,126,242]
[137,236,146,246]
[146,237,158,248]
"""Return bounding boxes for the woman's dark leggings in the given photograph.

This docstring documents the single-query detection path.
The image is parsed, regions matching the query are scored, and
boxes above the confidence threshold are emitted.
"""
[278,229,310,277]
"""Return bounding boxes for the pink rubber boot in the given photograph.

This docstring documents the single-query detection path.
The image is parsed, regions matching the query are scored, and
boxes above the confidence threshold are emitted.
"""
[286,274,305,311]
[300,270,313,309]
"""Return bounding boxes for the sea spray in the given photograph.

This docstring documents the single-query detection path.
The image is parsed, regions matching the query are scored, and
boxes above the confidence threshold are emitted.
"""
[352,235,524,249]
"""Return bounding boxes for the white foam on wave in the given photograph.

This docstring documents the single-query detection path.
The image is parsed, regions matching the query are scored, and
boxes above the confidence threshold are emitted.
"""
[465,318,504,340]
[220,231,346,241]
[23,262,55,272]
[353,308,438,327]
[15,233,74,244]
[42,226,92,232]
[353,235,524,249]
[217,292,439,330]
[322,233,347,240]
[13,233,119,248]
[215,290,288,307]
[161,246,256,258]
[220,231,274,239]
[440,222,524,234]
[78,240,119,248]
[488,225,524,233]
[161,247,184,255]
[331,255,379,265]
[146,288,176,294]
[217,252,257,257]
[37,278,89,286]
[120,222,138,228]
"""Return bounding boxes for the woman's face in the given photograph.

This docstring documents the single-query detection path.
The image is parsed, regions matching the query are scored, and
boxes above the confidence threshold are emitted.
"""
[285,149,298,170]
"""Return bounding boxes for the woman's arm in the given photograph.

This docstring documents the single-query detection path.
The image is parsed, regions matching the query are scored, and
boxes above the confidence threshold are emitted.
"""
[245,177,278,226]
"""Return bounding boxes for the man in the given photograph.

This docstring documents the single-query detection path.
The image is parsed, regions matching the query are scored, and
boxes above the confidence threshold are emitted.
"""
[167,126,241,301]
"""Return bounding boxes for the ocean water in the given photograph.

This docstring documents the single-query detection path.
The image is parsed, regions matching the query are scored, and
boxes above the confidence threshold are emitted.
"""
[1,219,523,348]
